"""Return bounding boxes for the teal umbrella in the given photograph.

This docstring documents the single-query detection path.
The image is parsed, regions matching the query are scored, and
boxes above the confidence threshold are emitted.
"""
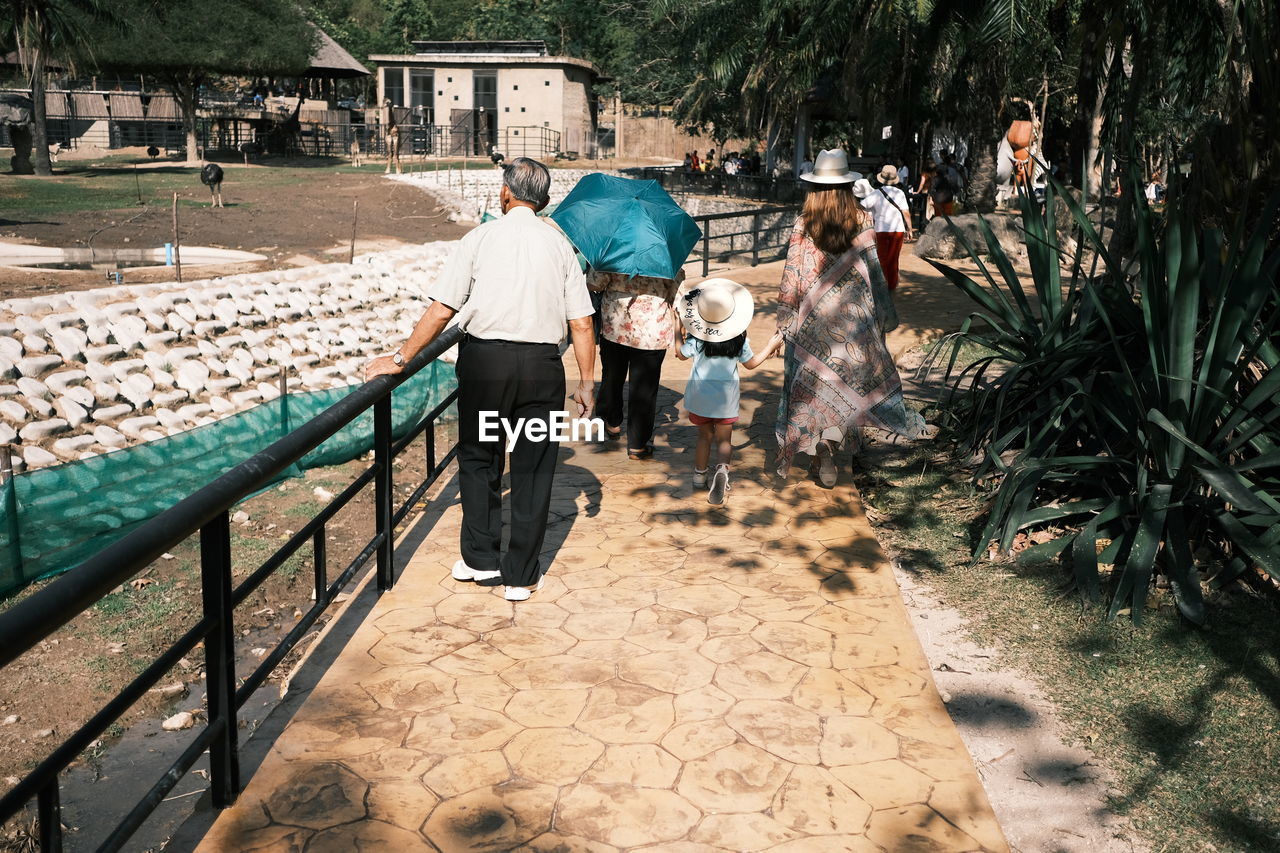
[550,173,701,280]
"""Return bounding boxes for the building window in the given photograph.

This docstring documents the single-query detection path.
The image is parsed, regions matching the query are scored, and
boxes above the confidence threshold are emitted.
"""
[410,70,434,124]
[544,80,550,86]
[453,95,459,101]
[437,90,442,96]
[513,85,519,90]
[384,67,405,107]
[447,77,452,82]
[513,129,520,136]
[520,107,526,112]
[504,107,510,112]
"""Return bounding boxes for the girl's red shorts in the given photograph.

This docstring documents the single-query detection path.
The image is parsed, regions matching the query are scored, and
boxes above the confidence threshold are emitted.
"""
[689,413,738,426]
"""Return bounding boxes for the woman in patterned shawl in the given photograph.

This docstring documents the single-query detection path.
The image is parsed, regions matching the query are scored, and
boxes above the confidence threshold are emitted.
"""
[775,150,926,486]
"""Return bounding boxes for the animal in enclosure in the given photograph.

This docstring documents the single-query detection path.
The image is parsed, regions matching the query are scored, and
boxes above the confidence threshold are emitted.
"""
[239,140,263,164]
[349,136,363,167]
[490,146,505,166]
[264,98,305,157]
[47,142,62,163]
[200,163,225,207]
[0,93,35,174]
[381,100,402,175]
[146,144,160,159]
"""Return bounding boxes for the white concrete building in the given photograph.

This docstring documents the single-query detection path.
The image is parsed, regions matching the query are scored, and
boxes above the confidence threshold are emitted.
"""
[369,40,601,158]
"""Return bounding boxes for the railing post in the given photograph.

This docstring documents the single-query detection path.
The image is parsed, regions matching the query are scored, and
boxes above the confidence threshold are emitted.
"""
[2,444,24,584]
[200,511,239,807]
[37,782,61,852]
[702,226,710,278]
[374,396,394,591]
[313,526,327,602]
[751,213,762,266]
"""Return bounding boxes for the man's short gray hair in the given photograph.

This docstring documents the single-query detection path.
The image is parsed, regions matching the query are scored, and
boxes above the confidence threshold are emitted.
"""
[503,157,551,205]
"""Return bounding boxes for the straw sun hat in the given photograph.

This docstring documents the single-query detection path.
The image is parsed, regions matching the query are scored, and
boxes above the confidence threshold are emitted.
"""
[877,164,900,185]
[676,277,754,341]
[800,149,859,185]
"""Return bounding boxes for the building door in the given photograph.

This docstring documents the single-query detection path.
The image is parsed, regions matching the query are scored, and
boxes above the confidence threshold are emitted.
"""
[472,71,497,155]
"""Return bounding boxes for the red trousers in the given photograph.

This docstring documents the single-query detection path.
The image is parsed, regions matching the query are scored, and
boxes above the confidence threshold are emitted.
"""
[875,231,906,291]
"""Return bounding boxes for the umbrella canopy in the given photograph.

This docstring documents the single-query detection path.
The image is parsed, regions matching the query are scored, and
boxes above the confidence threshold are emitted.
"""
[550,173,701,280]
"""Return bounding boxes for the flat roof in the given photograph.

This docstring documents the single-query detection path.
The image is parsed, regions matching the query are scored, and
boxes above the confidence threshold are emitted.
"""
[410,40,547,56]
[369,53,600,77]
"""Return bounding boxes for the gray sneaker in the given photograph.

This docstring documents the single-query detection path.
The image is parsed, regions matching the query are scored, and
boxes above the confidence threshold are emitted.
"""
[707,465,730,505]
[693,469,708,488]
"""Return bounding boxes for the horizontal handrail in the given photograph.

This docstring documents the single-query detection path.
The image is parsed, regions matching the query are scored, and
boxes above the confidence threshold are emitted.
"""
[0,323,461,670]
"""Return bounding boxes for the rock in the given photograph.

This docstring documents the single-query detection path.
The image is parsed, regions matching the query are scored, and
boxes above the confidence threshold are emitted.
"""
[208,396,236,414]
[177,403,213,421]
[16,377,49,399]
[49,327,88,361]
[52,435,96,458]
[0,337,23,360]
[140,428,165,441]
[91,381,120,403]
[92,425,128,448]
[173,303,199,325]
[313,486,335,501]
[85,344,125,363]
[22,335,48,354]
[151,368,176,388]
[109,317,148,352]
[229,389,263,407]
[149,682,187,699]
[914,212,1027,261]
[119,373,155,409]
[109,358,145,382]
[0,423,16,444]
[93,403,133,423]
[35,728,54,739]
[45,369,88,393]
[66,386,95,408]
[166,312,193,333]
[142,331,178,349]
[208,376,241,393]
[21,446,59,469]
[28,398,53,418]
[17,355,62,377]
[161,711,195,731]
[155,409,186,429]
[232,510,250,524]
[174,361,210,393]
[54,397,89,427]
[153,389,189,407]
[1,715,17,725]
[18,418,68,442]
[193,320,227,337]
[0,400,28,423]
[118,415,160,439]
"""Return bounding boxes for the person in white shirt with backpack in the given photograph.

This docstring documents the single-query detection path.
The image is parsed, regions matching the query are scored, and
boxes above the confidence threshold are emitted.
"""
[854,165,915,292]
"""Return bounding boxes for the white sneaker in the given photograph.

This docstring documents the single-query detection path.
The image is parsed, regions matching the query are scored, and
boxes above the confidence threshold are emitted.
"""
[692,468,708,488]
[452,559,502,583]
[504,576,544,602]
[707,465,730,505]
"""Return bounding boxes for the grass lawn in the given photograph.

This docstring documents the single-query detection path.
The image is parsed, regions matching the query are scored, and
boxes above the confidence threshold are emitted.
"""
[0,154,499,217]
[856,421,1280,852]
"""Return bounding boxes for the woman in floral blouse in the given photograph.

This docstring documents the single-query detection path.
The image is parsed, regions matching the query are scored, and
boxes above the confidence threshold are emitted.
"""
[589,268,684,459]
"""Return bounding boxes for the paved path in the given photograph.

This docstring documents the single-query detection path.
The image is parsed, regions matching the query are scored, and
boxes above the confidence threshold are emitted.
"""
[195,262,1008,852]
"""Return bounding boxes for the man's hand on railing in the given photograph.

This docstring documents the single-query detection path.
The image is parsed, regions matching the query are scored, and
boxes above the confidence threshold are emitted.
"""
[365,354,405,380]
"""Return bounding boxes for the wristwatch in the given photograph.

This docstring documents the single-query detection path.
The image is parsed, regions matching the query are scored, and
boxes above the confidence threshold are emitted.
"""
[391,351,405,366]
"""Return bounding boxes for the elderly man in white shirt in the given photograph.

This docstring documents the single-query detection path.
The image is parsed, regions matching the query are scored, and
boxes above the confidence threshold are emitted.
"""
[854,166,915,292]
[366,158,596,601]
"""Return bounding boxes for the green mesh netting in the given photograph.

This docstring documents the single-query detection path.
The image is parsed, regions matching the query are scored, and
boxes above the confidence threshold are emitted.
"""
[0,362,457,600]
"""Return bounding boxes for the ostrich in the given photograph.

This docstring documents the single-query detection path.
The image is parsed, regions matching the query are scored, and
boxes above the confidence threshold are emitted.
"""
[146,144,160,159]
[200,162,225,207]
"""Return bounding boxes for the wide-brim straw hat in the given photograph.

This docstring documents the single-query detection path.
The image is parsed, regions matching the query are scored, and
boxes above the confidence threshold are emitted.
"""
[800,149,858,185]
[878,164,900,185]
[676,277,754,341]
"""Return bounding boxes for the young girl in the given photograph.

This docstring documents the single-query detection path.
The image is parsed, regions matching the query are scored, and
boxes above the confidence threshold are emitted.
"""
[674,278,783,504]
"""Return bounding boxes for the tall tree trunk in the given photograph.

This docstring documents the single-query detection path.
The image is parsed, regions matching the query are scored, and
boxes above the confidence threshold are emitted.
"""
[968,127,1001,213]
[1067,0,1104,194]
[172,73,202,165]
[30,46,52,176]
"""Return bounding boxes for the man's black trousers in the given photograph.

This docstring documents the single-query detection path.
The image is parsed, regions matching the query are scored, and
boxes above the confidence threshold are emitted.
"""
[455,337,565,587]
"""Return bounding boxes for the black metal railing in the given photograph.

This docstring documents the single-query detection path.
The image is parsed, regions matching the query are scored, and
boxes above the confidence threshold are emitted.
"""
[0,325,464,852]
[626,166,806,205]
[690,206,799,276]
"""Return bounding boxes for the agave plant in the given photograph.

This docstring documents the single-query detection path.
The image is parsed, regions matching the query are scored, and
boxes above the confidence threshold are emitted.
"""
[928,175,1280,624]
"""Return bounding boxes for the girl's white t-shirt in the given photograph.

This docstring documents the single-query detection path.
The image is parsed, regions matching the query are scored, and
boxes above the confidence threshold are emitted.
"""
[680,337,754,419]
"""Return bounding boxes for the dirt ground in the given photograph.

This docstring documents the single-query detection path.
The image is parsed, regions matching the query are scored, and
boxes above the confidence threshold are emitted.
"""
[0,158,469,300]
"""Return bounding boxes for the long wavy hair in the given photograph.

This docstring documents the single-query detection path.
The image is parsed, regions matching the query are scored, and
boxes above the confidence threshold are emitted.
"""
[801,185,869,255]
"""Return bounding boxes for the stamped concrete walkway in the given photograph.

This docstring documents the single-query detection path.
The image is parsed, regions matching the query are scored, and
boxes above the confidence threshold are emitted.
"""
[195,262,1008,852]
